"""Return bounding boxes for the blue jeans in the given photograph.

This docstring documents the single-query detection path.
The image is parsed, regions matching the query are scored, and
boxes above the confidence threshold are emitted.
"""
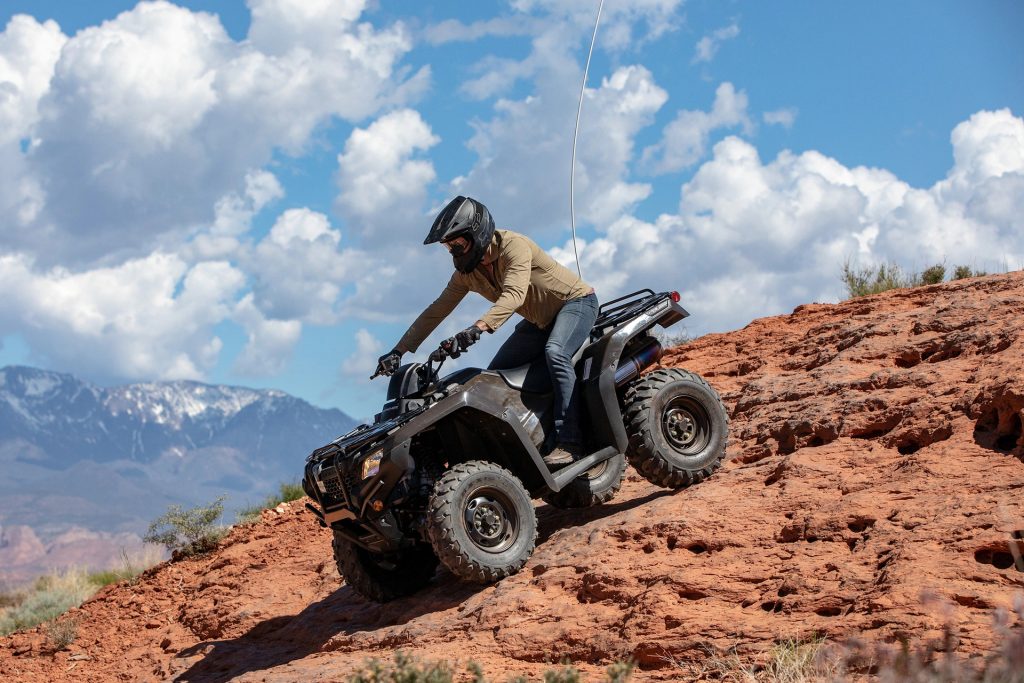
[488,293,599,447]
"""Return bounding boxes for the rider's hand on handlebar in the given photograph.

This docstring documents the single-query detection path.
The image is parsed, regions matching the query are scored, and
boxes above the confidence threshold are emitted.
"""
[455,325,482,351]
[372,349,402,378]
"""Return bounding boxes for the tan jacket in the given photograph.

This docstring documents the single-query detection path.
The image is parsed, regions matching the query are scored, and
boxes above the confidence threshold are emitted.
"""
[396,230,593,353]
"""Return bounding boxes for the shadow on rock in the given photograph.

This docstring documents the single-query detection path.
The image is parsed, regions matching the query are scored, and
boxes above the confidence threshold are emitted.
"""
[535,488,675,545]
[174,577,482,682]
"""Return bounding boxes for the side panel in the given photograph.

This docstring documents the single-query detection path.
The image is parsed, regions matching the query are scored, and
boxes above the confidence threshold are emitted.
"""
[579,299,688,452]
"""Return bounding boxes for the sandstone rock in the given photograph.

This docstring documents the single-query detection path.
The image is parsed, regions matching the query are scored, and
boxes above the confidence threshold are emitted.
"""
[1,272,1022,682]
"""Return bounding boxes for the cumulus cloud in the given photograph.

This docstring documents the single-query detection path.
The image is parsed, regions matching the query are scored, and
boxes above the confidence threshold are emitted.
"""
[554,108,1024,337]
[5,0,425,267]
[692,22,740,64]
[457,62,667,236]
[641,81,752,174]
[335,108,440,238]
[247,208,362,325]
[0,15,65,144]
[232,294,302,376]
[0,253,244,380]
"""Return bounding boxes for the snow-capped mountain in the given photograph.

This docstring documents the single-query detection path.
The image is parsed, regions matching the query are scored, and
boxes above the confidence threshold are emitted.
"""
[0,365,356,464]
[0,365,359,582]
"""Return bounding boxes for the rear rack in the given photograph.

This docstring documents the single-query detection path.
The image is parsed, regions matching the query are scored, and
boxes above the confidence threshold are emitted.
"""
[592,289,670,336]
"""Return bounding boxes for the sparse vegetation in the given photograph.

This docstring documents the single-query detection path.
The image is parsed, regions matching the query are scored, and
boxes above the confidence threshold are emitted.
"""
[0,570,94,636]
[237,481,306,524]
[842,259,994,299]
[953,264,987,280]
[145,496,228,558]
[45,617,78,651]
[346,652,635,682]
[0,547,163,636]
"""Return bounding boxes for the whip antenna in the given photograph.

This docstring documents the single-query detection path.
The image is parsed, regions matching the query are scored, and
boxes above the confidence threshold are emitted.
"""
[570,0,605,279]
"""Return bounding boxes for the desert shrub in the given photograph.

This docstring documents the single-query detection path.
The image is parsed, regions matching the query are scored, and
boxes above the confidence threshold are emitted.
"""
[919,263,946,285]
[145,496,228,558]
[348,651,453,683]
[842,259,915,298]
[953,265,988,280]
[349,653,634,682]
[87,546,163,587]
[238,481,306,523]
[45,617,77,651]
[0,570,94,636]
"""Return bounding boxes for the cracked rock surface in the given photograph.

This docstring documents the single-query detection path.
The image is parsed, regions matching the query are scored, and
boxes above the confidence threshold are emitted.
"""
[2,272,1022,681]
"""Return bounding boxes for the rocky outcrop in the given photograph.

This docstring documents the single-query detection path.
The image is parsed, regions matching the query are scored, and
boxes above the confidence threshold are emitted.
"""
[1,272,1022,681]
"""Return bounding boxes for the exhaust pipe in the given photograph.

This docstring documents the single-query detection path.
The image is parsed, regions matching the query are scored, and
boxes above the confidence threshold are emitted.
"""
[614,338,664,387]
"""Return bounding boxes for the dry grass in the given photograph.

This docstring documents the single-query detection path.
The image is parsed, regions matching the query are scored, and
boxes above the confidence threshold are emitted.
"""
[0,545,163,636]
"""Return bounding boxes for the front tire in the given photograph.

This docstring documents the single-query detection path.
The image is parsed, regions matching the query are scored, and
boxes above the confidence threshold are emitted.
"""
[426,461,537,583]
[542,452,627,509]
[332,531,438,603]
[624,368,729,488]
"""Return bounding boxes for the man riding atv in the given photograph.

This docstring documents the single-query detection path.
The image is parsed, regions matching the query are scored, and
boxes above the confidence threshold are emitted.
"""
[375,195,598,468]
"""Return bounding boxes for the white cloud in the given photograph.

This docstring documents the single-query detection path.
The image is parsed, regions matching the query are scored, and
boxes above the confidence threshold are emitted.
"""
[187,169,284,261]
[560,109,1024,337]
[641,81,752,174]
[5,0,425,267]
[0,253,244,380]
[692,22,740,64]
[763,107,798,129]
[232,294,302,376]
[0,15,66,144]
[335,108,440,237]
[247,208,361,324]
[423,17,535,45]
[340,328,383,378]
[457,63,667,235]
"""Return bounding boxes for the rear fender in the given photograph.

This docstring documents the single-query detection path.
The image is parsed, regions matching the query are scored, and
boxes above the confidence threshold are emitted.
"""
[578,299,689,452]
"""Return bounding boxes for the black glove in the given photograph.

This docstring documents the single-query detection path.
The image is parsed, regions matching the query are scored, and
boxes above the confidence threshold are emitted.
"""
[372,349,402,378]
[455,325,483,351]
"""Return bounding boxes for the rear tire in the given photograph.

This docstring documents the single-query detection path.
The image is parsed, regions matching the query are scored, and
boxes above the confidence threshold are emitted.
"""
[426,461,536,583]
[332,531,438,603]
[624,368,728,488]
[542,452,626,509]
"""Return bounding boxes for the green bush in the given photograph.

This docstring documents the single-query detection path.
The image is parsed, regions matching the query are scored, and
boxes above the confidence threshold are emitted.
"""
[841,259,915,298]
[237,481,307,524]
[953,265,987,280]
[348,651,453,683]
[920,263,946,285]
[145,496,228,558]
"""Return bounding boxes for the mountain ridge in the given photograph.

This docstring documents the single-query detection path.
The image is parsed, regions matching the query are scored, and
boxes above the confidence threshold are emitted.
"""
[0,365,358,584]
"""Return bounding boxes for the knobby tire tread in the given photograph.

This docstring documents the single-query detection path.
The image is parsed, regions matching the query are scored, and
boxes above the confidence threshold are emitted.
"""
[623,367,729,489]
[426,461,536,584]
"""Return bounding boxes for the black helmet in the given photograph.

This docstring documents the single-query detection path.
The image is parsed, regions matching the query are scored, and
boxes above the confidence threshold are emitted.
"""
[424,196,495,273]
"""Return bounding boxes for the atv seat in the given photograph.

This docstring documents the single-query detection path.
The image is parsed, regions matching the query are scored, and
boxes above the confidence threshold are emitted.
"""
[494,338,595,394]
[496,360,551,393]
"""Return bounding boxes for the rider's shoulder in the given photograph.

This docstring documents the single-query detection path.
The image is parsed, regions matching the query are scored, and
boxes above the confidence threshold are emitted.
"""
[496,229,534,251]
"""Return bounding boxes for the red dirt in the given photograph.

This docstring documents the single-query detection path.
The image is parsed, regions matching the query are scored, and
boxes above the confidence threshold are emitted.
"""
[3,272,1023,682]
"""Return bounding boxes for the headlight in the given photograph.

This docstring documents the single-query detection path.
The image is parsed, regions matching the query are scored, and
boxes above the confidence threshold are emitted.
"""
[360,449,384,480]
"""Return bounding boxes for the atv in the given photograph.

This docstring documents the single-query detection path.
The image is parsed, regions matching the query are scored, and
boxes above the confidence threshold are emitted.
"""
[302,289,729,602]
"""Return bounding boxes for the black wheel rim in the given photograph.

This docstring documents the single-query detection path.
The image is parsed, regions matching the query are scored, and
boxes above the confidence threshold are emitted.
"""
[463,487,519,553]
[662,397,711,454]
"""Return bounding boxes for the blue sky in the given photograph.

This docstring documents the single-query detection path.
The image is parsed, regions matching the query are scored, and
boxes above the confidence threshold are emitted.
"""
[0,0,1021,418]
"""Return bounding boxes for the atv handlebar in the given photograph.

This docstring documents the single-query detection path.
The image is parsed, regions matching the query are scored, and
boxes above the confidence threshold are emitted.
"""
[428,331,477,363]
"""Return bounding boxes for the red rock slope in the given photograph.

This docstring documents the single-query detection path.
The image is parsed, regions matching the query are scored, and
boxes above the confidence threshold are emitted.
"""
[3,272,1023,682]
